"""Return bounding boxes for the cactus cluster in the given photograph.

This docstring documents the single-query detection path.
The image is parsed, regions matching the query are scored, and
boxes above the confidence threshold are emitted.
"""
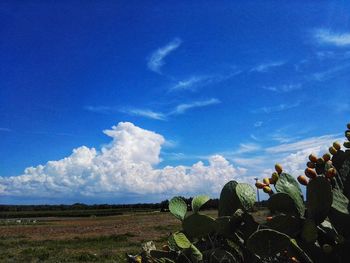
[128,123,350,263]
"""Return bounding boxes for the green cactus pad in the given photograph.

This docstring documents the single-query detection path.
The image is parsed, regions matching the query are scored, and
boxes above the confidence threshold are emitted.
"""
[266,214,302,237]
[169,197,187,221]
[275,172,302,195]
[190,244,203,262]
[236,183,256,211]
[182,213,216,238]
[218,180,239,216]
[172,232,191,249]
[268,192,299,216]
[332,189,349,214]
[307,177,333,224]
[301,219,318,243]
[191,195,210,213]
[247,229,291,258]
[329,208,350,238]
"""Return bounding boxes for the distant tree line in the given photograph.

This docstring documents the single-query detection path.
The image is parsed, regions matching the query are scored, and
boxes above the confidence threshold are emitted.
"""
[0,199,266,213]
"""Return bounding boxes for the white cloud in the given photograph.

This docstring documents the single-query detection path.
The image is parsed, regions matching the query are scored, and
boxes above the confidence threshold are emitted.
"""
[250,61,285,73]
[0,122,247,200]
[121,109,167,121]
[169,76,209,92]
[310,63,350,81]
[147,38,182,73]
[314,29,350,46]
[170,98,221,115]
[252,101,300,114]
[265,134,342,154]
[262,84,302,93]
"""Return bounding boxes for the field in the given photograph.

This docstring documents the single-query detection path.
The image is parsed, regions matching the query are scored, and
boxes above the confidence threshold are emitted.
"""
[0,209,268,262]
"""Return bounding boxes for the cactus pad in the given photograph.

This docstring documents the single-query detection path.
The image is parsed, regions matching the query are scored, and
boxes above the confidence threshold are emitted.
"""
[266,214,302,237]
[172,232,191,249]
[332,189,349,214]
[268,192,300,216]
[301,219,318,243]
[191,195,210,213]
[169,197,187,221]
[218,181,238,216]
[236,183,256,211]
[275,172,302,195]
[247,229,291,258]
[307,177,333,224]
[182,213,216,238]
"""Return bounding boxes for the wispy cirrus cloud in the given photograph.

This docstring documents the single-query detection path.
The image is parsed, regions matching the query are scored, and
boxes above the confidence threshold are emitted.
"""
[169,69,242,93]
[169,98,221,115]
[250,61,285,73]
[310,63,350,81]
[147,38,182,73]
[121,109,167,121]
[169,76,209,92]
[314,29,350,46]
[252,101,301,114]
[86,98,221,121]
[265,134,342,154]
[262,84,302,93]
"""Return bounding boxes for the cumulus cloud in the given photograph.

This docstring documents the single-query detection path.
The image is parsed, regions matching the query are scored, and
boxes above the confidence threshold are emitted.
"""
[147,38,182,73]
[0,122,247,200]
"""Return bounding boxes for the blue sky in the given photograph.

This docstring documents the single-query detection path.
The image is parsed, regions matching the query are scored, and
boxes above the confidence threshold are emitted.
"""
[1,1,350,204]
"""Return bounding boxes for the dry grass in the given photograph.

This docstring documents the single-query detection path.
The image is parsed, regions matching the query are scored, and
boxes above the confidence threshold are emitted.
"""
[0,209,267,262]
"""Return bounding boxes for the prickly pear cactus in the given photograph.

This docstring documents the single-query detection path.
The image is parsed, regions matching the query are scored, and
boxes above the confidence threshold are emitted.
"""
[130,123,350,263]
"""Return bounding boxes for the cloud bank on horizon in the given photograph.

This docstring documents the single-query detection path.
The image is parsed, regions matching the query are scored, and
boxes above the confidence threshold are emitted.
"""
[0,122,342,203]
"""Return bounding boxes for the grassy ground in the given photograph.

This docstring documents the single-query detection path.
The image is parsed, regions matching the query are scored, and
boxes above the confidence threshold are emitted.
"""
[0,210,182,262]
[0,209,269,262]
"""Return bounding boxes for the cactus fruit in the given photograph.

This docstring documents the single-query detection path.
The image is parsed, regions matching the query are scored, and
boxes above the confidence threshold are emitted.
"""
[344,141,350,148]
[345,130,350,139]
[305,168,317,179]
[263,178,270,185]
[317,157,325,164]
[255,182,266,189]
[329,146,337,155]
[309,154,318,163]
[326,168,337,179]
[263,186,273,194]
[297,175,308,185]
[272,171,279,183]
[323,153,331,162]
[333,141,341,151]
[275,163,283,174]
[322,244,333,254]
[306,161,315,168]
